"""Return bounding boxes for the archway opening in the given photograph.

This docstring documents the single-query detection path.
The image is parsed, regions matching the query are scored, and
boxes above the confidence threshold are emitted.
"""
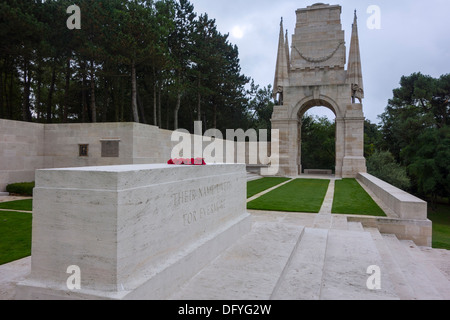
[298,105,337,175]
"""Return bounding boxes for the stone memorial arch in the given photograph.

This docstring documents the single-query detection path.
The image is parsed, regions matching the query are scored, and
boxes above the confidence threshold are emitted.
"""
[272,3,367,178]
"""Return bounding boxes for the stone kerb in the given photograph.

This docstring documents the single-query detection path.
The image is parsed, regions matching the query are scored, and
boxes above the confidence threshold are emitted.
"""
[357,173,427,220]
[356,173,431,247]
[16,163,252,300]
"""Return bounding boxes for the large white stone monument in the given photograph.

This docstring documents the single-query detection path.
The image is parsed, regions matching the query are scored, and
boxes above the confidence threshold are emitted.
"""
[16,164,251,300]
[272,4,367,177]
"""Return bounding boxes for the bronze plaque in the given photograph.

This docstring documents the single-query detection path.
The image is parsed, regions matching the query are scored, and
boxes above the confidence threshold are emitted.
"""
[79,144,89,157]
[101,140,120,158]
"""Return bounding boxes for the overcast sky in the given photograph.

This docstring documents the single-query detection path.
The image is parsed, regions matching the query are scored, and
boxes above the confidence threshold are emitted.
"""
[189,0,450,124]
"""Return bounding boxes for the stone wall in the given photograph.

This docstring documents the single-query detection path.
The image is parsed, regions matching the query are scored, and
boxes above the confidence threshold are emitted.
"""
[0,120,45,192]
[0,119,272,191]
[44,122,136,168]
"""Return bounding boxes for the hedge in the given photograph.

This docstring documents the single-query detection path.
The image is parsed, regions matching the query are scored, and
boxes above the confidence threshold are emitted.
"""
[6,182,35,196]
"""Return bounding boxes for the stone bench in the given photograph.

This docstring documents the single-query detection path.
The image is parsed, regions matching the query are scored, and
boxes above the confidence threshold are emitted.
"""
[357,173,427,220]
[304,169,333,175]
[17,164,251,300]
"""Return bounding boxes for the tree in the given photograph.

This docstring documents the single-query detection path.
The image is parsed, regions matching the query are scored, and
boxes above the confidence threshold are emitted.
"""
[367,150,411,191]
[301,116,336,171]
[403,127,450,207]
[167,0,195,130]
[0,0,253,130]
[379,73,448,161]
[379,72,450,203]
[247,81,274,133]
[364,119,381,158]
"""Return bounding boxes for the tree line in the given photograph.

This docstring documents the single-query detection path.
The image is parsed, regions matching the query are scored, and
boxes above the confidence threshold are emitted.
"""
[378,72,450,206]
[0,0,269,132]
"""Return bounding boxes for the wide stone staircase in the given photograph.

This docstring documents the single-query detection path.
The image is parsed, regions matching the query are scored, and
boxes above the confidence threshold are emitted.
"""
[170,211,450,300]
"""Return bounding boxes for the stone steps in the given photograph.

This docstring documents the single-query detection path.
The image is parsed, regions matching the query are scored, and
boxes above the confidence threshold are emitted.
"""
[365,228,416,299]
[170,221,306,300]
[3,211,449,300]
[271,228,329,300]
[319,229,398,300]
[314,214,365,232]
[419,247,450,281]
[367,227,450,300]
[170,212,450,300]
[330,215,348,230]
[380,234,445,300]
[400,240,450,299]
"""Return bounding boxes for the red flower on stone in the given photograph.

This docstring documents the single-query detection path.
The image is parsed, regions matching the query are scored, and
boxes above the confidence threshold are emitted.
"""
[167,158,206,165]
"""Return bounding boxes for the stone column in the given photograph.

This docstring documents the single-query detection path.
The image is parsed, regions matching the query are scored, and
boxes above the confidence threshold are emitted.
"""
[271,111,300,177]
[335,117,345,178]
[342,103,367,178]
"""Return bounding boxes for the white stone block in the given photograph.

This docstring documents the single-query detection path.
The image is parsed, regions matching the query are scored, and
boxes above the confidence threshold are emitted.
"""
[16,164,251,300]
[357,173,427,220]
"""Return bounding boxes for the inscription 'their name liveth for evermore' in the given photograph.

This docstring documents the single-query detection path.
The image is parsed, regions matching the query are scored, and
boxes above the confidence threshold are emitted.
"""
[171,181,232,207]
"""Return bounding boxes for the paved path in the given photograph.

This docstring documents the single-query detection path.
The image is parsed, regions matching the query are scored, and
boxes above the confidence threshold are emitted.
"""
[0,197,33,214]
[319,180,335,214]
[0,209,32,214]
[0,196,32,203]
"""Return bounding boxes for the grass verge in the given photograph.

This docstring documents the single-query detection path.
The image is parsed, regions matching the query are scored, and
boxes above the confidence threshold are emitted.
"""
[428,204,450,250]
[247,177,291,198]
[332,179,386,217]
[0,211,32,265]
[0,199,33,212]
[247,179,330,213]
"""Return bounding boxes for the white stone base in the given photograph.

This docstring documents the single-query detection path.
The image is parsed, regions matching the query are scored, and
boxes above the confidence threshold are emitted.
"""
[17,214,251,300]
[16,164,251,300]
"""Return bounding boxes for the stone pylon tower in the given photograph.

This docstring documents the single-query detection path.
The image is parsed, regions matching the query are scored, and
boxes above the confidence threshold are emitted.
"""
[271,3,367,178]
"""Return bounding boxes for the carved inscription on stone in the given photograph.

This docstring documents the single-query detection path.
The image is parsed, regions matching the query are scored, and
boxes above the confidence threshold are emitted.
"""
[170,181,232,226]
[171,181,232,207]
[183,200,226,226]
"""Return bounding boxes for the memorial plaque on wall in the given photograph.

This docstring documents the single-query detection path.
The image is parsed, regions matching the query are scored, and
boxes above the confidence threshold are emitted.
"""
[101,140,120,158]
[79,144,89,157]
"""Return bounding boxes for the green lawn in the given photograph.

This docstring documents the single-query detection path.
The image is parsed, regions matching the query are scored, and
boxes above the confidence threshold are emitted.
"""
[332,179,386,217]
[247,177,291,198]
[0,199,33,212]
[428,204,450,250]
[0,211,32,265]
[247,179,330,213]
